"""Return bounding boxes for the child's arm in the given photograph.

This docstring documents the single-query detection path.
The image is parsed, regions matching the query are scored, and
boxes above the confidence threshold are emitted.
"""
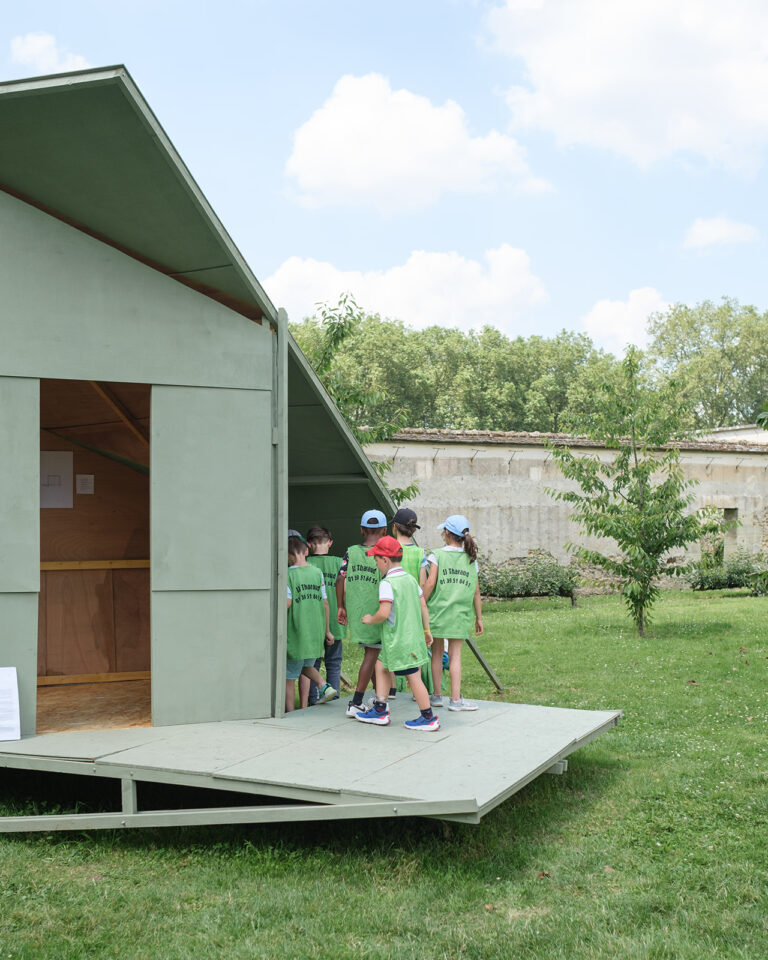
[473,581,483,635]
[286,598,292,610]
[361,600,392,625]
[335,573,347,625]
[422,562,438,602]
[420,595,433,647]
[323,598,334,643]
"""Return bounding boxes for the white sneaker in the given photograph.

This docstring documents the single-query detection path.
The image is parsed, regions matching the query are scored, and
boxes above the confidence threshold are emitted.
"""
[346,697,373,717]
[447,697,478,711]
[429,694,444,707]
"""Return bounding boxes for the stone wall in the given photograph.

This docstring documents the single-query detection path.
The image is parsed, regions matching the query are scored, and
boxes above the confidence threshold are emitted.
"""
[365,432,768,563]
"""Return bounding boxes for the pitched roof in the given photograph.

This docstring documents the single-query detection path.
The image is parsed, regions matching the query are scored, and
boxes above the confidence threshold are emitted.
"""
[0,66,273,325]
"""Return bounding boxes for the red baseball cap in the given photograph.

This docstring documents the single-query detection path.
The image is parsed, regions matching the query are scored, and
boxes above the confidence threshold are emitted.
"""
[366,535,403,559]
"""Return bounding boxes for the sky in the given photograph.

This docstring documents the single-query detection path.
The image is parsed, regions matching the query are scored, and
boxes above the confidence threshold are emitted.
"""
[2,0,767,356]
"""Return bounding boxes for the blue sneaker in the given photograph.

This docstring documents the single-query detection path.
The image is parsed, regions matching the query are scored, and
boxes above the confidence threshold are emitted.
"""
[355,705,391,726]
[404,714,440,731]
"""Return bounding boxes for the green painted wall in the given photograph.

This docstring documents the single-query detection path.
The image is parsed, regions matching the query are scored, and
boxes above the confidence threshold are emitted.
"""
[151,384,274,724]
[0,377,39,736]
[0,191,272,390]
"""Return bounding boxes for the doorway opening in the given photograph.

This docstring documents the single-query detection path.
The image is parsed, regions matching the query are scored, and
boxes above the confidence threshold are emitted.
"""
[37,379,151,733]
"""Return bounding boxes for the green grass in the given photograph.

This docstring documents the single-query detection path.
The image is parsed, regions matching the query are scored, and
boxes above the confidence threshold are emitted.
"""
[2,592,767,959]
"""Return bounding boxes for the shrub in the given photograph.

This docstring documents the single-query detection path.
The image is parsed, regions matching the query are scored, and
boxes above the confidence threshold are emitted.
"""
[686,550,765,591]
[479,556,578,600]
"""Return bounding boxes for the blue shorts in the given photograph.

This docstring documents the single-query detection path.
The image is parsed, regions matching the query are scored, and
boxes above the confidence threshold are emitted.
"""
[286,657,317,681]
[394,666,420,677]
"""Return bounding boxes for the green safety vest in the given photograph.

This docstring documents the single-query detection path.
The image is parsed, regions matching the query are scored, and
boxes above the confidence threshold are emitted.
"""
[286,564,326,660]
[427,548,477,639]
[344,543,382,645]
[380,570,429,673]
[400,542,424,583]
[308,554,344,641]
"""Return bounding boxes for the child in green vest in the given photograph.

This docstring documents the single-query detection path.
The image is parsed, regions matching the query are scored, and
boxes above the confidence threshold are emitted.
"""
[336,509,387,717]
[286,532,337,712]
[355,535,439,730]
[391,507,433,696]
[424,514,484,712]
[305,525,344,705]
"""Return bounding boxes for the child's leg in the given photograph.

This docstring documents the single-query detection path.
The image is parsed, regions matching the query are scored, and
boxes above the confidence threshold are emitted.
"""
[285,679,296,713]
[430,640,444,696]
[355,647,380,693]
[406,671,431,711]
[324,641,342,696]
[298,673,311,709]
[301,664,325,690]
[305,657,323,706]
[447,638,463,702]
[373,660,390,701]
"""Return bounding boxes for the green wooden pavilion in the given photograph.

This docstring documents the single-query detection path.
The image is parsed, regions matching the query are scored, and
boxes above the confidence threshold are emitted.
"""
[0,67,619,832]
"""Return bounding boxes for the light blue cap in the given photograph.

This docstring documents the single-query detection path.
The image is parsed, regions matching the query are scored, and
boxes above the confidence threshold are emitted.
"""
[437,514,470,538]
[361,509,387,528]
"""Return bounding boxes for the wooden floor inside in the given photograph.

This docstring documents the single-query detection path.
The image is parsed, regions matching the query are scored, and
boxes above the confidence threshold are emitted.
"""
[37,680,151,734]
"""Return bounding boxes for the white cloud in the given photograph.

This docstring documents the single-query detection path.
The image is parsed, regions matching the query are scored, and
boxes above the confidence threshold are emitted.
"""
[265,244,549,333]
[486,0,768,169]
[683,217,760,249]
[581,287,668,356]
[285,73,549,213]
[10,33,90,74]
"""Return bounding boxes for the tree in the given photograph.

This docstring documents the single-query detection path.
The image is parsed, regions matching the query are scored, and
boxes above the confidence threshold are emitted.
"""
[647,298,768,428]
[292,295,418,505]
[548,348,707,635]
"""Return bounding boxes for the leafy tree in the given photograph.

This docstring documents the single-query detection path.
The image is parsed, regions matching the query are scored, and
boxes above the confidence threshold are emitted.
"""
[647,297,768,428]
[548,348,707,635]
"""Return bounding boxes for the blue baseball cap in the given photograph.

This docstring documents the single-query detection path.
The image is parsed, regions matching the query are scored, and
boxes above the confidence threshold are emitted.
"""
[361,509,387,528]
[437,515,470,538]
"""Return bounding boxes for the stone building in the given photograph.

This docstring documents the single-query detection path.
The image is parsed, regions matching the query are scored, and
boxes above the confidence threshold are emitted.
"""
[365,428,768,562]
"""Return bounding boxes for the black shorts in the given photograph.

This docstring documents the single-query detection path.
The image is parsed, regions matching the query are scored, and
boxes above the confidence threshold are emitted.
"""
[393,666,420,677]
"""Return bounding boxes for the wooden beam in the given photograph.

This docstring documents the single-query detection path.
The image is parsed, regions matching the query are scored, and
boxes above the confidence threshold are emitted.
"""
[37,671,150,687]
[88,381,149,446]
[41,559,150,571]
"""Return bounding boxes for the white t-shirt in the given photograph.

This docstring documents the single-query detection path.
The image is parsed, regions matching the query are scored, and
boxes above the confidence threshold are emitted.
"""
[427,544,479,572]
[286,567,327,601]
[378,566,423,626]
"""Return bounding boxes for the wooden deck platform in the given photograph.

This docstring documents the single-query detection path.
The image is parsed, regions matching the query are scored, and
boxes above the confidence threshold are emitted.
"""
[0,698,621,832]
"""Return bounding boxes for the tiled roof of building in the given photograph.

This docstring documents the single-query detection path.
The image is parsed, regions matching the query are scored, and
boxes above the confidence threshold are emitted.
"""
[390,427,768,454]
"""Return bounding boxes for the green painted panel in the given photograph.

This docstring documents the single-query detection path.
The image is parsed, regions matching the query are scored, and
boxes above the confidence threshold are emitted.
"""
[0,191,272,389]
[0,377,39,592]
[151,386,271,591]
[0,594,38,736]
[151,590,272,726]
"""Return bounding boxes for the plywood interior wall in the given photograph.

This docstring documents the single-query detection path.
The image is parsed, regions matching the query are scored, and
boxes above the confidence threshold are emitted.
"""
[39,379,150,677]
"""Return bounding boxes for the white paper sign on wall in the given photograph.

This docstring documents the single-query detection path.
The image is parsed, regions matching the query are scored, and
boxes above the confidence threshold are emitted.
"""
[0,667,20,741]
[41,450,74,508]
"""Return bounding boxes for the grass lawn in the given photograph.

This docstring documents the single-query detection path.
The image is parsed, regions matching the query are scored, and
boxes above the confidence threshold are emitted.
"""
[1,591,767,959]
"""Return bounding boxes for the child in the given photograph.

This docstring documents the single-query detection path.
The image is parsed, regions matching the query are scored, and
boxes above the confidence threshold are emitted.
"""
[390,507,432,697]
[354,535,439,731]
[305,525,344,704]
[286,531,337,711]
[424,514,483,712]
[336,509,387,717]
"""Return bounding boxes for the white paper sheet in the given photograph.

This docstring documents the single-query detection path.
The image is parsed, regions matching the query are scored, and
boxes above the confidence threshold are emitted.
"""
[41,450,73,508]
[76,473,95,495]
[0,667,20,741]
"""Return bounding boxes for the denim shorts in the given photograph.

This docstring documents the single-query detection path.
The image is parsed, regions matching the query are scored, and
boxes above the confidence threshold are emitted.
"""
[286,657,317,681]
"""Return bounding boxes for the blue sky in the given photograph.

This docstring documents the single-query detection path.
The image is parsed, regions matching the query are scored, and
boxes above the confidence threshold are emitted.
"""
[3,0,767,354]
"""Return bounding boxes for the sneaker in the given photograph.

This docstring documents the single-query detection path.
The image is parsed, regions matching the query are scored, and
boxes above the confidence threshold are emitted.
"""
[387,690,397,701]
[317,683,338,704]
[355,705,391,726]
[346,699,366,717]
[447,698,478,712]
[404,714,440,731]
[429,694,444,707]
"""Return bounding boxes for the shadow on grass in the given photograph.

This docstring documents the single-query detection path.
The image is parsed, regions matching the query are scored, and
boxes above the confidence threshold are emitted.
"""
[0,749,623,880]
